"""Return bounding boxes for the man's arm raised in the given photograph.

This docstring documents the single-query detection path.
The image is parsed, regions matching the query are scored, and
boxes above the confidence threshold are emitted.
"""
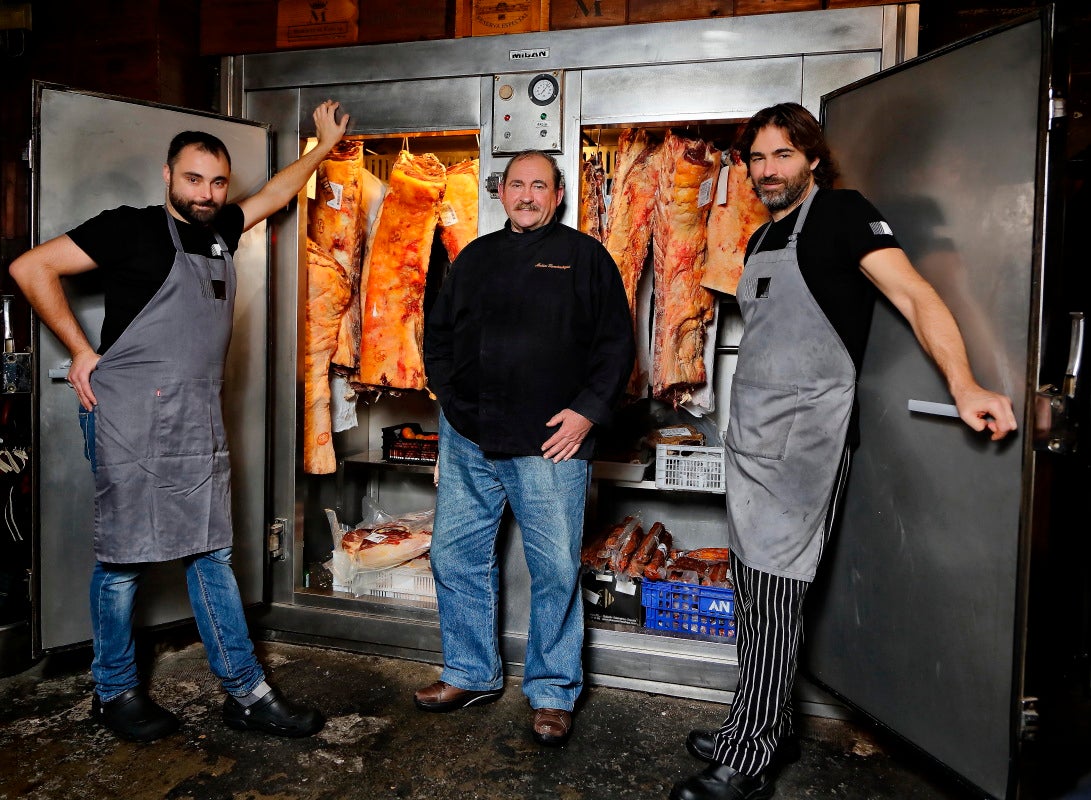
[238,100,350,232]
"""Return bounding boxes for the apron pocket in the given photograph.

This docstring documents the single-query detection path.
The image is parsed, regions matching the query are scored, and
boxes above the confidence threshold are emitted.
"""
[726,377,798,460]
[154,379,223,456]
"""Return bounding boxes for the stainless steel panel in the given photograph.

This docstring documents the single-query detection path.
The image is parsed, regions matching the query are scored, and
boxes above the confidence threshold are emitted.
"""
[34,86,270,651]
[246,3,919,704]
[801,53,882,116]
[580,58,802,125]
[298,78,480,135]
[240,7,892,90]
[807,18,1046,799]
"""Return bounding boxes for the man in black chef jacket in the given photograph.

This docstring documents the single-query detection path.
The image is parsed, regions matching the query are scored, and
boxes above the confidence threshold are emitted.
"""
[671,104,1017,800]
[419,150,634,746]
[10,101,349,743]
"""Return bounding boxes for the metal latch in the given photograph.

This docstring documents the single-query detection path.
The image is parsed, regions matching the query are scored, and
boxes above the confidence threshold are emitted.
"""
[1034,312,1084,455]
[267,518,287,562]
[1020,696,1040,741]
[485,172,502,198]
[1,296,31,394]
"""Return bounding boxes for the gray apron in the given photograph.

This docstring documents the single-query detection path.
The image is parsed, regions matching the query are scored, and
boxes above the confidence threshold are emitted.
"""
[90,208,236,563]
[724,187,855,581]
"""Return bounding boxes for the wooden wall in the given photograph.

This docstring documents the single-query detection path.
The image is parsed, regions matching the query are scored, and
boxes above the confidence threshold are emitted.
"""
[2,0,1089,284]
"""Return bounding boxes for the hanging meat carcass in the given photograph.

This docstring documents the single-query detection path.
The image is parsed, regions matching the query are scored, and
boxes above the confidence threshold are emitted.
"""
[702,151,770,296]
[354,150,447,392]
[303,239,353,474]
[603,129,661,395]
[307,140,384,371]
[650,132,720,406]
[578,152,607,243]
[437,158,479,262]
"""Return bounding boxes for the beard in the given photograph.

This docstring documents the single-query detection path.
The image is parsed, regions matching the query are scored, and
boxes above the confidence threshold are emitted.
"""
[754,166,813,212]
[169,187,222,225]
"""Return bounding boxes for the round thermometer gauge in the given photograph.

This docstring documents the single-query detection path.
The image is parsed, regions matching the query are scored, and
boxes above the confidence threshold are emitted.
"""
[528,73,559,106]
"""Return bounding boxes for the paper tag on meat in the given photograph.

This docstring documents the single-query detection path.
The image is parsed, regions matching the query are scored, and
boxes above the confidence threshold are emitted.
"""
[714,163,730,206]
[698,176,715,208]
[439,202,459,228]
[365,532,388,543]
[325,181,344,211]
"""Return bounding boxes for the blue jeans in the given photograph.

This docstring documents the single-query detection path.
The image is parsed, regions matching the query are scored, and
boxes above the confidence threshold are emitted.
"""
[89,547,265,701]
[431,414,589,711]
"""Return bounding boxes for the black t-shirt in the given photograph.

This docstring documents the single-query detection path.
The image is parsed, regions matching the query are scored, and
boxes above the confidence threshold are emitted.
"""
[745,188,900,445]
[745,188,898,373]
[68,204,245,353]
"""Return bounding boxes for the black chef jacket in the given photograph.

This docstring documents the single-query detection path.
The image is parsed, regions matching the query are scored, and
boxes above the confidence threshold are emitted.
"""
[424,215,634,460]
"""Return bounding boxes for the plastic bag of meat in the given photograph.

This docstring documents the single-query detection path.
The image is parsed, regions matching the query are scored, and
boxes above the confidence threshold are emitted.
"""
[326,504,434,591]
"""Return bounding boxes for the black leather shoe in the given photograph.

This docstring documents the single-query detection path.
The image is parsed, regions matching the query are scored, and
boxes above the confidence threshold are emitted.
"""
[91,687,180,743]
[670,763,774,800]
[222,688,325,737]
[686,729,801,769]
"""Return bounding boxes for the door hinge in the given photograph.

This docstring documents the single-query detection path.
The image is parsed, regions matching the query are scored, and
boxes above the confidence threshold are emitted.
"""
[1019,696,1040,741]
[267,518,287,562]
[1050,95,1066,123]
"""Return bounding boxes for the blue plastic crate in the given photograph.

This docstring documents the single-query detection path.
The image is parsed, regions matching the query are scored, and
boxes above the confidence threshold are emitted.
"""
[641,580,736,641]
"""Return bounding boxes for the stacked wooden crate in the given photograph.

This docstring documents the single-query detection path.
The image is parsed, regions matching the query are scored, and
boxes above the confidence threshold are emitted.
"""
[199,0,898,54]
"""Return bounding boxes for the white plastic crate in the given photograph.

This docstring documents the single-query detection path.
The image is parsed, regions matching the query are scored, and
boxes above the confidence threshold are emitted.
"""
[654,444,725,493]
[349,558,437,608]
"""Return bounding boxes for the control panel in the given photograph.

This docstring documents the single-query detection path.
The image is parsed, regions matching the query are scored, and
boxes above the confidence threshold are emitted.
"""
[491,71,563,154]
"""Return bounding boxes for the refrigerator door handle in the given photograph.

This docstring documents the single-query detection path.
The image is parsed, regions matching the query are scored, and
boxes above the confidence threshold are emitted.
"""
[907,399,959,418]
[1063,311,1084,399]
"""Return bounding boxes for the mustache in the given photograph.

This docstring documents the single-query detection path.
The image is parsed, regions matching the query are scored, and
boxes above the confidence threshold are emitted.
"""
[515,202,540,211]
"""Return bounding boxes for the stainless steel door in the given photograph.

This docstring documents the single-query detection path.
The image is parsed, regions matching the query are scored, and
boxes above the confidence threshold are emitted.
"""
[805,15,1052,799]
[32,86,271,652]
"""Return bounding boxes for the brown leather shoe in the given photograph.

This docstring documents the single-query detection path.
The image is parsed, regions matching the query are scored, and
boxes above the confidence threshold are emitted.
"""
[413,680,503,712]
[532,707,573,746]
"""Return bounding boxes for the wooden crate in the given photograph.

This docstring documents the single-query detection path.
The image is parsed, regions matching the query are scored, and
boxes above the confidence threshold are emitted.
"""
[628,0,733,25]
[357,0,451,44]
[733,0,820,15]
[825,0,895,7]
[550,0,626,30]
[200,0,278,55]
[457,0,548,36]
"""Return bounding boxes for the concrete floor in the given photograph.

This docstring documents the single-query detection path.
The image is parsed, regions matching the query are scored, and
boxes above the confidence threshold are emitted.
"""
[0,636,991,800]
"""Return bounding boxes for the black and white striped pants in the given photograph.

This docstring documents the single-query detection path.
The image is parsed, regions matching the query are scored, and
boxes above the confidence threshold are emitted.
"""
[712,447,852,776]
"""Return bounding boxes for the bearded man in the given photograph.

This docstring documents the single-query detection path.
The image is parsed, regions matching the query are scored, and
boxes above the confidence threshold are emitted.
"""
[670,104,1016,800]
[11,102,348,743]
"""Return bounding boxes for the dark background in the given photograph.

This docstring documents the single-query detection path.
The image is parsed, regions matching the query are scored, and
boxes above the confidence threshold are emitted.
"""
[0,2,1087,794]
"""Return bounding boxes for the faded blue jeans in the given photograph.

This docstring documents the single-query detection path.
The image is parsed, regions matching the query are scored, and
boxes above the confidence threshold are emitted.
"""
[431,414,589,711]
[89,547,266,702]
